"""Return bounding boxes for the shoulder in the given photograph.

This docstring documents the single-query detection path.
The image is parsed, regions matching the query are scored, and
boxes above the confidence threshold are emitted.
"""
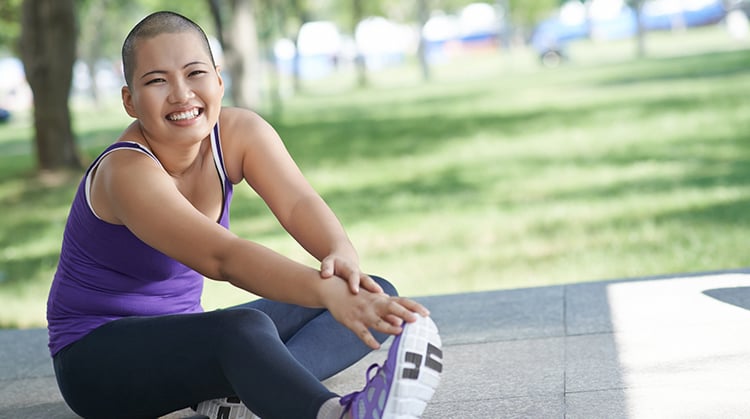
[97,125,166,182]
[101,125,163,177]
[218,106,271,134]
[217,107,284,182]
[95,143,167,195]
[89,140,170,224]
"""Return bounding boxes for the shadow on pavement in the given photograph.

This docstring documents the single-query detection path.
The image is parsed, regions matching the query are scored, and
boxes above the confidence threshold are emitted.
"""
[703,287,750,311]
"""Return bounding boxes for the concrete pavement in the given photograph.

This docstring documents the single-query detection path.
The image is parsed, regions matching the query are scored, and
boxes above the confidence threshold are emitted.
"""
[2,270,750,418]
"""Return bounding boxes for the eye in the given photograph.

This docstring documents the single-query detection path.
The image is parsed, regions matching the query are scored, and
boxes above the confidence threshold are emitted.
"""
[145,78,165,85]
[188,70,207,77]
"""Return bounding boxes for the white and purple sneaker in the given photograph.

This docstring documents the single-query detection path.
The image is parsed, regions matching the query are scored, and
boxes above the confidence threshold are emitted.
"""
[340,315,443,419]
[194,396,259,419]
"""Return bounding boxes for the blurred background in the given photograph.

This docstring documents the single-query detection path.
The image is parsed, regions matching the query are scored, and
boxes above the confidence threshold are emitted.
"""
[1,0,749,328]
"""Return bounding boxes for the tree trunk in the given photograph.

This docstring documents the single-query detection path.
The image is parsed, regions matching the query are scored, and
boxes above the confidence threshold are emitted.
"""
[262,0,284,117]
[79,0,108,109]
[496,0,511,51]
[289,0,311,94]
[207,0,225,47]
[226,0,261,110]
[20,0,81,171]
[632,0,647,58]
[417,0,431,81]
[352,0,367,88]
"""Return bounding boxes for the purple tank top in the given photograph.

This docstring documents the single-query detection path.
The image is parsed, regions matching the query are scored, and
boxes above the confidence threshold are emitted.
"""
[47,124,233,356]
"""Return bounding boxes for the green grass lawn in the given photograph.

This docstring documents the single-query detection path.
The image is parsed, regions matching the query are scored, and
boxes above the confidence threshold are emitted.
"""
[2,26,750,328]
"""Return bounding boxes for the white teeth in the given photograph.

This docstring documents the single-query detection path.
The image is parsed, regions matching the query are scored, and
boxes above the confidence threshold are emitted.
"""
[168,108,199,121]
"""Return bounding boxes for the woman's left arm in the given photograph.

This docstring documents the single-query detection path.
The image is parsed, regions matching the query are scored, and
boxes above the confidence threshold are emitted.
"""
[220,108,382,294]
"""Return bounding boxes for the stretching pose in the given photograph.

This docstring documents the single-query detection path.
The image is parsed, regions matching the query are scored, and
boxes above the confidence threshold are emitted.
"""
[47,10,442,419]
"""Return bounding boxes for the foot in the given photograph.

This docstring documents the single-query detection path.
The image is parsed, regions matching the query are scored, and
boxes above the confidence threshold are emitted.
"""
[340,315,443,419]
[194,396,260,419]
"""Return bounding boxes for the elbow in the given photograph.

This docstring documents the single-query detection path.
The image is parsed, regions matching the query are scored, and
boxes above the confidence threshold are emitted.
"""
[197,238,240,283]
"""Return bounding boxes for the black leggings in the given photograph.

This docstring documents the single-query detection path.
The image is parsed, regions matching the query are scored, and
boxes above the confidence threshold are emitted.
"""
[52,276,396,419]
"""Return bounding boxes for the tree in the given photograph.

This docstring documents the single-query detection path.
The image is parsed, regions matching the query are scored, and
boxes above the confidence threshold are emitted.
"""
[416,0,431,81]
[208,0,262,110]
[627,0,647,58]
[351,0,368,87]
[78,0,106,106]
[75,1,159,108]
[287,0,312,93]
[20,0,81,172]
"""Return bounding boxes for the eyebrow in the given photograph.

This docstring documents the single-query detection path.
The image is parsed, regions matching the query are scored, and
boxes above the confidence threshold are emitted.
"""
[139,61,209,80]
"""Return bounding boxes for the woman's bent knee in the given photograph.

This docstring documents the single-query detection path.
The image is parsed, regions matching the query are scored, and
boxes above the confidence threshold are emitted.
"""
[214,308,278,337]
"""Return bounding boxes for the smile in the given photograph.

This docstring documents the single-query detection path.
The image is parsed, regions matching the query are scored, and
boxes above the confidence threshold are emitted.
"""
[167,108,202,121]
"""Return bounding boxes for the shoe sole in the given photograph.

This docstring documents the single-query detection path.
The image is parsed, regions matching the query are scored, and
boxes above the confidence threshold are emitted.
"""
[383,315,443,418]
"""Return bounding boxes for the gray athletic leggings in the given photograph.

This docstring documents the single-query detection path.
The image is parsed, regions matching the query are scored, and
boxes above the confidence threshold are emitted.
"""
[52,276,396,419]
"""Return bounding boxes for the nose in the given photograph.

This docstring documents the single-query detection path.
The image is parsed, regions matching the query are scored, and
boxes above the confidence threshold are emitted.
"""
[168,77,194,104]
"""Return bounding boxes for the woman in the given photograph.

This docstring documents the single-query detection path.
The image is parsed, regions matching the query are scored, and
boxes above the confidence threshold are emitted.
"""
[47,10,442,419]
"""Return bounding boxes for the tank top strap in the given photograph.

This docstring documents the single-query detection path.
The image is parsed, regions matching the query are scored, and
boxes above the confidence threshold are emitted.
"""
[209,123,229,191]
[84,141,162,220]
[209,122,232,213]
[85,141,162,176]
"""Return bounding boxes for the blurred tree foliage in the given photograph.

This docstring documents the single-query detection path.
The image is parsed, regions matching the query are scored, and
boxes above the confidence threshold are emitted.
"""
[507,0,561,28]
[0,0,22,53]
[0,0,563,58]
[0,0,564,172]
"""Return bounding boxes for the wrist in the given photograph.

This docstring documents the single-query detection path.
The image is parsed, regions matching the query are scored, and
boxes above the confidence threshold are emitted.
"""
[317,274,349,309]
[329,244,359,264]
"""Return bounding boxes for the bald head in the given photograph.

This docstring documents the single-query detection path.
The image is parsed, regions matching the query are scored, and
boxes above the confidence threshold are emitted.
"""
[122,11,215,87]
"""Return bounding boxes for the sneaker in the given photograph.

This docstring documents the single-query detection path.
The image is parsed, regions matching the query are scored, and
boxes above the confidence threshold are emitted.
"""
[194,396,260,419]
[340,315,443,419]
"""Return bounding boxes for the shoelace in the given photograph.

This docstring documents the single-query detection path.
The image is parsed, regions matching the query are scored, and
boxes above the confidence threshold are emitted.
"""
[339,362,384,418]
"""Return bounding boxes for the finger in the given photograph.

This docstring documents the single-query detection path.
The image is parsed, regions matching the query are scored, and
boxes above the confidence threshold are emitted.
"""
[381,297,430,323]
[372,317,403,335]
[357,326,380,350]
[359,274,384,294]
[348,271,360,294]
[395,297,430,318]
[319,257,334,278]
[384,314,402,327]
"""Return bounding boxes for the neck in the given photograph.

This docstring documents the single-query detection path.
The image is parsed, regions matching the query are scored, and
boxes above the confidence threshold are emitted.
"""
[139,124,210,177]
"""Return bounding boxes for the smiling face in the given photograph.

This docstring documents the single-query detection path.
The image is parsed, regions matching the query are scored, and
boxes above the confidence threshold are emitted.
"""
[121,31,224,145]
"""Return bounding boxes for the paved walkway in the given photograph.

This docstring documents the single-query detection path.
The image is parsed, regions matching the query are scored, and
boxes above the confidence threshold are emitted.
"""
[2,270,750,418]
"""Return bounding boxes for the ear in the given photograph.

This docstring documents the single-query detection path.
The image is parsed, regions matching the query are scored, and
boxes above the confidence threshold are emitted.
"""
[215,66,225,98]
[121,85,138,118]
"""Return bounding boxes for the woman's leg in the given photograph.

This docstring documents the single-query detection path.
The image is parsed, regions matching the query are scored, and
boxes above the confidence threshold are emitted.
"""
[234,275,398,380]
[53,308,335,419]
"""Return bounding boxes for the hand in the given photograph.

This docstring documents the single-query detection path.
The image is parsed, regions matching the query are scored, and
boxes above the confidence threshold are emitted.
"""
[320,253,383,294]
[326,289,431,349]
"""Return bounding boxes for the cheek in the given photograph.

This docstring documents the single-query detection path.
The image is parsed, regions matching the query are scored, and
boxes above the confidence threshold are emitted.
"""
[141,94,167,115]
[131,97,167,123]
[209,81,224,100]
[204,85,224,112]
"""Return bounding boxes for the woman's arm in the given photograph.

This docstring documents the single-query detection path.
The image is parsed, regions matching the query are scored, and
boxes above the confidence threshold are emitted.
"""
[95,149,426,348]
[220,107,381,293]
